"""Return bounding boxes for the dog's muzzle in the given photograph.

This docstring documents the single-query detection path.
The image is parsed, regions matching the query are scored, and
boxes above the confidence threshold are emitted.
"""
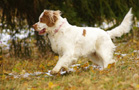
[32,23,46,35]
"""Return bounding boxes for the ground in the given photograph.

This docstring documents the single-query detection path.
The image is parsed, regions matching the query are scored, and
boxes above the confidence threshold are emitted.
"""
[0,38,139,90]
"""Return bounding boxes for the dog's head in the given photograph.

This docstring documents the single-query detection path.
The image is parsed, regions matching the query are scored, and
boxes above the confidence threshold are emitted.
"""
[33,10,61,35]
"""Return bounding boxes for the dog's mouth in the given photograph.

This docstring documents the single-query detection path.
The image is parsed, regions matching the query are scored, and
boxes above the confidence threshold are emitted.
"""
[39,28,46,35]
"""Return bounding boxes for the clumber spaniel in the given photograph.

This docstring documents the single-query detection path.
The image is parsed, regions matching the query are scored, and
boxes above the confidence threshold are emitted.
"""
[33,8,133,74]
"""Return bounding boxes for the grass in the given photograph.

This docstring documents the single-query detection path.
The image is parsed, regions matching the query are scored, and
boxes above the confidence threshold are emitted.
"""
[0,39,139,90]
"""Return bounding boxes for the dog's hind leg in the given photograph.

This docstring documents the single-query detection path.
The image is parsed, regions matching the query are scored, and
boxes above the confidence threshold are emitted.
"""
[89,52,104,68]
[95,40,116,69]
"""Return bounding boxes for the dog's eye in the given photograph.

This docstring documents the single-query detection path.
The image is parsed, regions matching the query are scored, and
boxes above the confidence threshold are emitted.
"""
[40,18,43,22]
[40,18,47,24]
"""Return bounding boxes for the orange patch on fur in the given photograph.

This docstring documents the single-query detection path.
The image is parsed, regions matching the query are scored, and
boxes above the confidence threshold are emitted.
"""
[32,23,38,30]
[82,29,86,37]
[40,10,60,27]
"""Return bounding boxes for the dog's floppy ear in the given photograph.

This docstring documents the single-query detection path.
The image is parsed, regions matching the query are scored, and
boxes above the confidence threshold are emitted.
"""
[43,10,49,16]
[41,10,59,27]
[43,10,61,16]
[43,10,61,18]
[54,10,61,16]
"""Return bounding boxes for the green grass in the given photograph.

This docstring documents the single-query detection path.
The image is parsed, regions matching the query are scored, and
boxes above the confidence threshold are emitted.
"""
[0,40,139,90]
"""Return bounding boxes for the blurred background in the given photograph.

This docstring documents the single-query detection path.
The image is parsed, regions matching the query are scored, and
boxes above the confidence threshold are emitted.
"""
[0,0,139,59]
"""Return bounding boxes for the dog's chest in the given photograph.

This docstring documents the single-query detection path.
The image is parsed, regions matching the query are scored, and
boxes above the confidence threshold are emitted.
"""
[48,35,65,54]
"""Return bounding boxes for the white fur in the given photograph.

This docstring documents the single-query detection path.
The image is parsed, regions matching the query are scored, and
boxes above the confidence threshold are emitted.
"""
[35,8,133,74]
[107,8,133,38]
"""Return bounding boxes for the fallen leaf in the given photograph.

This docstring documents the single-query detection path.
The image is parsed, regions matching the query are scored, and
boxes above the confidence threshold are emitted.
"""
[133,40,138,43]
[73,66,78,71]
[107,63,115,69]
[48,82,58,89]
[89,66,95,73]
[1,74,6,80]
[48,82,53,88]
[81,62,89,68]
[20,70,26,74]
[54,56,59,60]
[136,84,139,88]
[69,86,76,90]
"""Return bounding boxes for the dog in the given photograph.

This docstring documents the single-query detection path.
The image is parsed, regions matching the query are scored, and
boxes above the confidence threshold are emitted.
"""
[33,8,133,74]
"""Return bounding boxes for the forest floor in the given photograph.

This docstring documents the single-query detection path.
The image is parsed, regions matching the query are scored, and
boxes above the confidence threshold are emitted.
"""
[0,36,139,90]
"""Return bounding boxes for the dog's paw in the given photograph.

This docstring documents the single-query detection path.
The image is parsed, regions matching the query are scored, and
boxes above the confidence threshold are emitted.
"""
[50,70,58,75]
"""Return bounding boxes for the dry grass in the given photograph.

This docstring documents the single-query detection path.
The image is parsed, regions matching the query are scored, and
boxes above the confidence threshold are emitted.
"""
[0,38,139,90]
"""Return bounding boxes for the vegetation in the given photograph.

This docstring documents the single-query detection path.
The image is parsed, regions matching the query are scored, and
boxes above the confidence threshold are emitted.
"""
[0,37,139,90]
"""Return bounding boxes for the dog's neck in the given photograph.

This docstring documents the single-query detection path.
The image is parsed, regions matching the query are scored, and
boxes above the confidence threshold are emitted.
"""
[48,17,69,35]
[54,21,65,33]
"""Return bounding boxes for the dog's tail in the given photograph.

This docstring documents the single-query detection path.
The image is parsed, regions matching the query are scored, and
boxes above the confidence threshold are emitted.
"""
[107,8,133,39]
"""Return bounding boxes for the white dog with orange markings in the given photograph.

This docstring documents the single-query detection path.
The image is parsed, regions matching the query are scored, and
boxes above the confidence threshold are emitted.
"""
[33,8,133,74]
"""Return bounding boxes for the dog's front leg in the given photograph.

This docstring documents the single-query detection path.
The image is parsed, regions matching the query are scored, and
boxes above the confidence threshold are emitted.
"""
[50,54,74,75]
